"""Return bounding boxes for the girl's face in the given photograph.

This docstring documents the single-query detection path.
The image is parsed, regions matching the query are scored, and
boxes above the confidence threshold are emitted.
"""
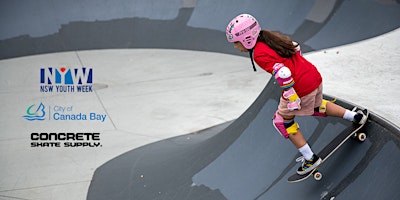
[233,42,248,52]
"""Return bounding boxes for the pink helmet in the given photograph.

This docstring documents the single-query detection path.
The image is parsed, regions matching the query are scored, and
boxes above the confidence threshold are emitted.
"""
[226,14,261,49]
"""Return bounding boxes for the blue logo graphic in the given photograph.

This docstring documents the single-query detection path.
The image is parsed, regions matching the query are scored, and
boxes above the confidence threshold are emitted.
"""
[23,103,46,121]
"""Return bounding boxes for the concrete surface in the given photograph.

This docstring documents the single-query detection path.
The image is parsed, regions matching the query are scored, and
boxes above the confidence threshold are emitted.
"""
[0,49,267,200]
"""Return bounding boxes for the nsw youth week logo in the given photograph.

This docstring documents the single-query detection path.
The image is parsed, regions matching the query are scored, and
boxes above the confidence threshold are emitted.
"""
[40,67,93,93]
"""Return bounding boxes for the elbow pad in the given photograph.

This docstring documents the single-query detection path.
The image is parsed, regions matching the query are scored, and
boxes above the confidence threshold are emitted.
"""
[272,63,294,89]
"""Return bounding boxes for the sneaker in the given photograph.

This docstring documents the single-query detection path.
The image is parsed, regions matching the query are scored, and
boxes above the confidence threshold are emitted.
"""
[353,110,367,125]
[296,154,322,175]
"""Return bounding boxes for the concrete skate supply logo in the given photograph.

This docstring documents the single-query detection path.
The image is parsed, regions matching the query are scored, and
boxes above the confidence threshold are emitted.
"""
[23,103,107,122]
[31,132,102,148]
[23,103,46,121]
[40,67,93,93]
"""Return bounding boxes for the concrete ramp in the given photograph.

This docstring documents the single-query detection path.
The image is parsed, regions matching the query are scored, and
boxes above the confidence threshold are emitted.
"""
[87,78,400,200]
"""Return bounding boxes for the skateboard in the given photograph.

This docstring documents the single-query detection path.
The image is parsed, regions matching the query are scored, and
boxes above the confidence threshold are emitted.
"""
[287,108,369,183]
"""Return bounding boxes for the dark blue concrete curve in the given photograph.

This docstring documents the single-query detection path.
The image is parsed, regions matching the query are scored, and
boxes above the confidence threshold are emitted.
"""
[87,78,400,200]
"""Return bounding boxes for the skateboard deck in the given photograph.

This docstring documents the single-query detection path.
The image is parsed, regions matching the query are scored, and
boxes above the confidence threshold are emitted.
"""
[287,109,369,183]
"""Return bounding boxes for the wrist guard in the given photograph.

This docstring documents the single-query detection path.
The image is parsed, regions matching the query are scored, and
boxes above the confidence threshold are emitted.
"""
[283,87,301,111]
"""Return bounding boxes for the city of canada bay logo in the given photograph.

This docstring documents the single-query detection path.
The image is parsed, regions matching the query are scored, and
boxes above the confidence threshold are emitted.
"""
[23,103,46,121]
[40,67,93,93]
[23,103,107,122]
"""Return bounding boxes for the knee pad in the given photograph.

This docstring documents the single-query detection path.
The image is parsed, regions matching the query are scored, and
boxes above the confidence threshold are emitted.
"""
[312,99,329,117]
[272,111,299,139]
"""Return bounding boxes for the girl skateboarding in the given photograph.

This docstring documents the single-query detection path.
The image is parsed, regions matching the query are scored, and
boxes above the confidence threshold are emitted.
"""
[226,14,367,175]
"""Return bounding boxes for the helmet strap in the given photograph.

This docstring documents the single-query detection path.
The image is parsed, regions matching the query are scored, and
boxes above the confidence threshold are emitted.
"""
[248,49,257,72]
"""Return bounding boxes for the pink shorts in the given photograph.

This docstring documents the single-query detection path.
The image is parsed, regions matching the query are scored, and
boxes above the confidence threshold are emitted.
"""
[278,84,323,116]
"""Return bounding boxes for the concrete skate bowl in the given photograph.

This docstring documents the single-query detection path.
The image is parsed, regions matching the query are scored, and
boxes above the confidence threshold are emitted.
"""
[2,0,399,200]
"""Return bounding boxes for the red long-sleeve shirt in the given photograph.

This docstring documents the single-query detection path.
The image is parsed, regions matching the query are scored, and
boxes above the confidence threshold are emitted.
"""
[253,42,322,97]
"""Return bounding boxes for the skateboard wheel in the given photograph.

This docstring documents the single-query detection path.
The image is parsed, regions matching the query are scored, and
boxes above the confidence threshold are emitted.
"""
[357,133,367,142]
[313,171,322,181]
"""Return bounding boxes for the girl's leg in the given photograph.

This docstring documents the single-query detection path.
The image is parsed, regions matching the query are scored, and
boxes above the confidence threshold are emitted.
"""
[288,129,315,161]
[325,101,362,122]
[325,101,346,118]
[279,112,321,174]
[313,84,358,121]
[288,128,307,148]
[279,113,313,160]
